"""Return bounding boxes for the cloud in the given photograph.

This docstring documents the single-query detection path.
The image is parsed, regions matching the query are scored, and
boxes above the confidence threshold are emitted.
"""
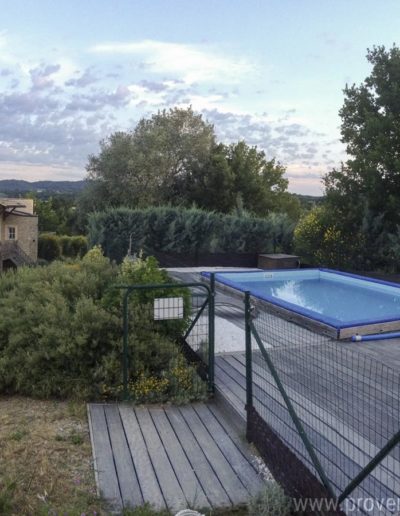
[88,39,254,84]
[0,91,59,115]
[65,67,99,87]
[139,79,169,93]
[29,63,61,90]
[65,85,132,112]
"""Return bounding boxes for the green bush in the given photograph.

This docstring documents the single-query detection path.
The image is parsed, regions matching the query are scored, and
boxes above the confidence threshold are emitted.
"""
[293,205,370,269]
[59,235,88,258]
[0,248,206,402]
[88,206,295,262]
[39,234,88,261]
[38,234,62,261]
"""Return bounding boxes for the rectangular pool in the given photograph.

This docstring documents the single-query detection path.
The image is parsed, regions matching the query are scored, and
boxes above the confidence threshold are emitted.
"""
[209,269,400,339]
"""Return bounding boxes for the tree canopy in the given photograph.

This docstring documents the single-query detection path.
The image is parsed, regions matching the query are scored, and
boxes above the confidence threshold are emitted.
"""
[297,45,400,270]
[325,45,400,230]
[86,107,215,208]
[84,107,299,219]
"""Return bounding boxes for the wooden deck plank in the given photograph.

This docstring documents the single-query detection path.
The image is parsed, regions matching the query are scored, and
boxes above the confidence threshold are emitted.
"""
[118,405,166,510]
[88,404,122,511]
[229,349,398,459]
[192,403,264,497]
[134,407,187,513]
[104,405,143,509]
[214,369,246,419]
[178,405,250,506]
[216,367,399,508]
[148,407,210,510]
[239,352,400,483]
[166,405,231,508]
[220,354,400,491]
[216,354,400,499]
[250,347,400,441]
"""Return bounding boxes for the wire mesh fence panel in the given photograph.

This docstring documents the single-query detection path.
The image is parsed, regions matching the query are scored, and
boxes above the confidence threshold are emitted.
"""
[120,283,212,403]
[249,299,400,514]
[185,292,210,365]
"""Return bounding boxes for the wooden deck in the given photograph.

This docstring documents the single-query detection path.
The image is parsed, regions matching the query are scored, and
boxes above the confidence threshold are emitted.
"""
[214,352,400,508]
[88,402,265,513]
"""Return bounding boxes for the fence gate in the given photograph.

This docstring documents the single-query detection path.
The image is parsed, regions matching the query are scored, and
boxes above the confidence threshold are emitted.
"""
[115,278,215,402]
[244,292,400,514]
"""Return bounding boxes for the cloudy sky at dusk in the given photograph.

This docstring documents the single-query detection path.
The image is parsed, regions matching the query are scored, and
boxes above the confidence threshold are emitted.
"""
[0,0,400,194]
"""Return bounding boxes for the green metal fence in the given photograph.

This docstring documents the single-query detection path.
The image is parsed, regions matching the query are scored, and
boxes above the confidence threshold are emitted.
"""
[244,293,400,512]
[115,277,215,402]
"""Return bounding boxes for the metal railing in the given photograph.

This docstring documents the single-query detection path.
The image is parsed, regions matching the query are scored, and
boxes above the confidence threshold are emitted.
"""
[244,292,400,512]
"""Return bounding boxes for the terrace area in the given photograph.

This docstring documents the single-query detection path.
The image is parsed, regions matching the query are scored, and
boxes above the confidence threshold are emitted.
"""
[88,267,400,515]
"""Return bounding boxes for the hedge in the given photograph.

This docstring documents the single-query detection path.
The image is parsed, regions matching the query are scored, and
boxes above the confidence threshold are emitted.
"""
[38,234,88,261]
[88,206,295,263]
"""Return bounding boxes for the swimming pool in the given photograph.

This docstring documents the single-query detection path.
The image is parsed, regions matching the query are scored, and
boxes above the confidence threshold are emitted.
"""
[208,269,400,339]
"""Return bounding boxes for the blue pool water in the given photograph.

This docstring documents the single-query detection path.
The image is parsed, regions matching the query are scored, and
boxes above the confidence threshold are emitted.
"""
[211,269,400,329]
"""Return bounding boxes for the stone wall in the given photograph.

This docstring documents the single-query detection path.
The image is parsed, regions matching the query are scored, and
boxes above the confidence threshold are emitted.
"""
[0,199,38,263]
[4,213,39,262]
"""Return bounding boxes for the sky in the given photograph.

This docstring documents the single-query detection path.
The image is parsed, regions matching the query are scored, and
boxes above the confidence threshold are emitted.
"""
[0,0,400,195]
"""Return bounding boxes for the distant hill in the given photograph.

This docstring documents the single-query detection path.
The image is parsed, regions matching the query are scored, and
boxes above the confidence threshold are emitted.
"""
[294,193,324,209]
[0,180,86,197]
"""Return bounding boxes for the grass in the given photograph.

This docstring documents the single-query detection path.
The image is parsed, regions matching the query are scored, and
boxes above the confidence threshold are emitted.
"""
[0,396,105,515]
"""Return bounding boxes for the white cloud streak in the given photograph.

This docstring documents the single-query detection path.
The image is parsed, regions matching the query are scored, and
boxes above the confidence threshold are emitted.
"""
[89,39,254,84]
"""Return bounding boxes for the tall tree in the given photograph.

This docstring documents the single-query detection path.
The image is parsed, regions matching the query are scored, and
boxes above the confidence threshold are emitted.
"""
[298,45,400,270]
[325,45,400,231]
[84,106,298,220]
[86,107,215,209]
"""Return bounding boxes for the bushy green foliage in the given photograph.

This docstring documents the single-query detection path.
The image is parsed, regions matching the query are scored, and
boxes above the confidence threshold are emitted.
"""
[0,246,118,398]
[0,248,206,401]
[294,203,400,271]
[103,254,204,403]
[88,206,295,263]
[59,235,88,257]
[39,234,88,261]
[38,233,62,261]
[293,206,360,268]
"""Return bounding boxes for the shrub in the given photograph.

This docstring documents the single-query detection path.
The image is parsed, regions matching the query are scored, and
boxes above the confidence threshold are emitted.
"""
[0,248,206,402]
[294,206,366,269]
[102,253,202,403]
[0,247,119,398]
[59,235,88,258]
[39,234,88,261]
[38,234,62,261]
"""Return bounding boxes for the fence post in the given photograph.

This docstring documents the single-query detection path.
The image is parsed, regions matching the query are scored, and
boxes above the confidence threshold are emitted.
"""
[122,289,130,401]
[244,291,253,412]
[208,273,215,393]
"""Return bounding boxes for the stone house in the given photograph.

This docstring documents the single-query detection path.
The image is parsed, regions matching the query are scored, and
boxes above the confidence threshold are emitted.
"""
[0,198,38,271]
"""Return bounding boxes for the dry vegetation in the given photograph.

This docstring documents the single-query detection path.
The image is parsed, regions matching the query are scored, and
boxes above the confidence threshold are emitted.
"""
[0,396,104,515]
